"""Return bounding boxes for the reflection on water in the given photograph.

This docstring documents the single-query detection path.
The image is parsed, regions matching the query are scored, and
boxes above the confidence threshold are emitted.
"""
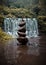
[4,37,40,64]
[0,35,46,65]
[28,37,39,46]
[27,46,39,56]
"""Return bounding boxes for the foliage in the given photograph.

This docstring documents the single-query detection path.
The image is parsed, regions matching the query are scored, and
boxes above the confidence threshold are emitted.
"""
[3,7,34,18]
[0,28,12,41]
[33,6,40,16]
[8,0,39,9]
[38,16,46,32]
[0,0,46,33]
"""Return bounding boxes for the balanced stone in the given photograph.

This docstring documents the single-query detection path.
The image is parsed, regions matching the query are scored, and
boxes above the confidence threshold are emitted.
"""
[18,25,26,32]
[17,32,26,37]
[17,19,28,45]
[19,22,26,27]
[17,37,28,45]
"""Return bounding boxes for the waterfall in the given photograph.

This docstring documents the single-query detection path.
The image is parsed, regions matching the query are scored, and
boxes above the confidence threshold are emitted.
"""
[4,18,38,38]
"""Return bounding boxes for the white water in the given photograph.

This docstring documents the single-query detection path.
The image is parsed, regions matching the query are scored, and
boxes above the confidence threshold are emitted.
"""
[4,18,38,38]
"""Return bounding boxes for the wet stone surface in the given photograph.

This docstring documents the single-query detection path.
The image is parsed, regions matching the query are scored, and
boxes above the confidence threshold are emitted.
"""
[0,35,46,65]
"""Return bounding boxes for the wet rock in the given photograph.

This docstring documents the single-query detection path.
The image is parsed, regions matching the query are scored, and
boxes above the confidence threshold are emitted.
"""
[17,19,28,45]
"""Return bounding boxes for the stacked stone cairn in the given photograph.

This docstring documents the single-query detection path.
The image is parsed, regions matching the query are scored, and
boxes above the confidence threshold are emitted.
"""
[17,19,28,45]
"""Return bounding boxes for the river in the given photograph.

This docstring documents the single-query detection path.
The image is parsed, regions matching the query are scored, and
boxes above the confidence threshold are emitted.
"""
[0,33,46,65]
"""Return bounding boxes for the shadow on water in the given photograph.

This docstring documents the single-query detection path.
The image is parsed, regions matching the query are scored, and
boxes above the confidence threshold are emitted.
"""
[0,35,46,65]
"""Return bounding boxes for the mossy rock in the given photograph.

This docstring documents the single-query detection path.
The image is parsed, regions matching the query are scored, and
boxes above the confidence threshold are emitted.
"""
[0,28,12,42]
[38,16,46,32]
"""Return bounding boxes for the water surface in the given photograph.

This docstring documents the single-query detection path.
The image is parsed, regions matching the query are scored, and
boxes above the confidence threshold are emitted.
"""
[0,35,46,65]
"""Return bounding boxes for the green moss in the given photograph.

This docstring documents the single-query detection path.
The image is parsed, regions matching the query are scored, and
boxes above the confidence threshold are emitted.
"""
[3,7,34,18]
[0,28,12,42]
[38,16,46,32]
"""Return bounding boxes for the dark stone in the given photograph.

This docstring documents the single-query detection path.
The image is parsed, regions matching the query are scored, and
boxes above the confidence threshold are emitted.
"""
[19,22,26,27]
[17,32,26,37]
[17,19,28,45]
[17,37,28,45]
[18,26,26,32]
[18,28,26,32]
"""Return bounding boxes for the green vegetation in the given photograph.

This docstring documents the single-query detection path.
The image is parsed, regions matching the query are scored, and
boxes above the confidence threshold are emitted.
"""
[38,16,46,32]
[0,0,46,33]
[3,7,33,18]
[0,0,39,9]
[9,0,39,9]
[0,28,12,42]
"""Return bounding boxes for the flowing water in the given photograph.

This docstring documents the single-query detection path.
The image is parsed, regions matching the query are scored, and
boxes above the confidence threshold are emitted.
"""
[4,18,38,38]
[0,18,46,65]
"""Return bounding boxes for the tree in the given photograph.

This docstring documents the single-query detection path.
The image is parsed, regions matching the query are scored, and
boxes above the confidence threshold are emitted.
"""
[39,0,46,15]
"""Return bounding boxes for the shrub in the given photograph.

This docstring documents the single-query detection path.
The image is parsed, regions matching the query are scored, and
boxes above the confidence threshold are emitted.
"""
[0,28,12,42]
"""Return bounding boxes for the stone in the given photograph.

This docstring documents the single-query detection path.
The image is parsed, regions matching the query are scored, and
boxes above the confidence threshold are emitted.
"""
[17,19,28,45]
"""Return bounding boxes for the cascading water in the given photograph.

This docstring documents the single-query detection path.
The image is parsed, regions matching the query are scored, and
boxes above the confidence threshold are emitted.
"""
[4,18,38,38]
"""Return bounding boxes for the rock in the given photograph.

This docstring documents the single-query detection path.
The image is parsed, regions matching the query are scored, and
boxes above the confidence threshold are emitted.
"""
[17,37,28,45]
[17,32,26,37]
[17,19,28,45]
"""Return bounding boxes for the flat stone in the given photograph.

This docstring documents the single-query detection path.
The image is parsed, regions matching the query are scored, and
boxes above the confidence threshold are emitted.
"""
[19,22,26,27]
[17,32,26,37]
[17,37,28,45]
